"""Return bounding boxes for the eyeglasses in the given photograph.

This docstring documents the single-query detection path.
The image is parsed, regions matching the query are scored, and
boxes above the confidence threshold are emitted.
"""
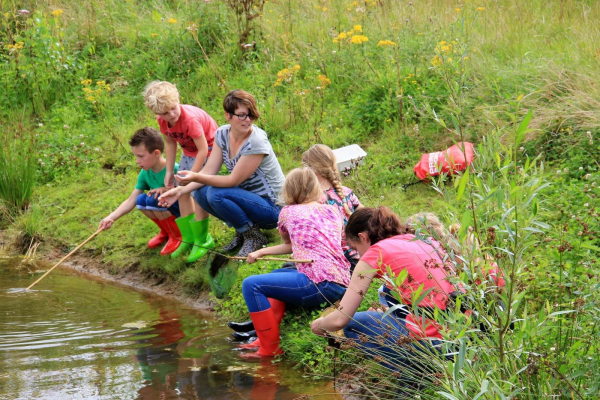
[230,112,254,121]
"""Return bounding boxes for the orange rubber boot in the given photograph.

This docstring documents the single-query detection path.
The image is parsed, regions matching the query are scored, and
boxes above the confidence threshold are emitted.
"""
[159,216,183,256]
[240,307,283,359]
[238,298,285,350]
[147,219,168,249]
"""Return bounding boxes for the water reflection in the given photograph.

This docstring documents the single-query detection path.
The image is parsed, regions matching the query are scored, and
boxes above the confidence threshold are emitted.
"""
[0,258,334,399]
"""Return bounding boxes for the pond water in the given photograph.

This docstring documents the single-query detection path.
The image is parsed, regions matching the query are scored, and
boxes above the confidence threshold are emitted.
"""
[0,257,338,399]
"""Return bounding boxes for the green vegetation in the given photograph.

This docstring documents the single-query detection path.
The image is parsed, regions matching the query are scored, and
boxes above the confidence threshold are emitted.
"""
[1,0,598,397]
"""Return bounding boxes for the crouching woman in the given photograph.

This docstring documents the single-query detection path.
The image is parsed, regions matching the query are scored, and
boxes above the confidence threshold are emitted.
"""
[310,206,461,376]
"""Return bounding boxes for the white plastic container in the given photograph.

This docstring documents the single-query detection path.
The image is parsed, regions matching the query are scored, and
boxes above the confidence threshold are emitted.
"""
[332,144,367,172]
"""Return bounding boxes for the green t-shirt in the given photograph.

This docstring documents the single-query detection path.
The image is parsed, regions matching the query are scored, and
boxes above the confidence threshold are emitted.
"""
[135,163,179,191]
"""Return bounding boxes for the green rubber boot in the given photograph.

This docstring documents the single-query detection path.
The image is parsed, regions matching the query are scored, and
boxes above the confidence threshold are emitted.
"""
[170,214,195,259]
[187,218,215,263]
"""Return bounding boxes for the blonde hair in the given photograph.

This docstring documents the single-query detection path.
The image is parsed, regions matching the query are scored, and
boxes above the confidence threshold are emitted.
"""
[143,81,180,114]
[281,167,322,205]
[406,212,462,254]
[302,144,352,217]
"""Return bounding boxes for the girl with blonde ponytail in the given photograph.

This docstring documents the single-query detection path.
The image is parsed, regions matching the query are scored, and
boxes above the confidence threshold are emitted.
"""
[302,144,362,270]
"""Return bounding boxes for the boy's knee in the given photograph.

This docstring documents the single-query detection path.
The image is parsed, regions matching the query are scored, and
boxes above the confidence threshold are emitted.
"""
[135,193,148,209]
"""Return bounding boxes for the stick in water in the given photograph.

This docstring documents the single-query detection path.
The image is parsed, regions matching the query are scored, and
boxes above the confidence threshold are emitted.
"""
[27,229,102,290]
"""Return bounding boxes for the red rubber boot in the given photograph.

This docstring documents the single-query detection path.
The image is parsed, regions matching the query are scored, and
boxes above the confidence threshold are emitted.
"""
[159,216,183,256]
[238,298,285,350]
[240,307,283,359]
[147,219,168,249]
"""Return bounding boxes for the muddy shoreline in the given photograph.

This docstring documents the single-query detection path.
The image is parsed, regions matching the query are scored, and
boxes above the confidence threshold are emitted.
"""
[34,247,216,312]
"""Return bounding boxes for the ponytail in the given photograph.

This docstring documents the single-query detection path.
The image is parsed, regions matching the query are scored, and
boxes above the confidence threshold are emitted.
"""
[345,206,408,245]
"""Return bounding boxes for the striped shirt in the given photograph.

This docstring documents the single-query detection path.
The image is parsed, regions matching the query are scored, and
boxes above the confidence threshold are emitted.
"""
[215,125,284,204]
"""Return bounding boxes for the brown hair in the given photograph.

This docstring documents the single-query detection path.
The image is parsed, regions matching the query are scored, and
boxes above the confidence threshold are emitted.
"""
[302,144,353,217]
[345,206,409,245]
[223,89,260,120]
[281,167,322,205]
[143,81,179,114]
[129,127,164,153]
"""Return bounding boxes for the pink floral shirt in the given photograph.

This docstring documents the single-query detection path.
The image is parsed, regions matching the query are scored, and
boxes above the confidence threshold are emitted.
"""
[278,204,350,287]
[320,186,361,260]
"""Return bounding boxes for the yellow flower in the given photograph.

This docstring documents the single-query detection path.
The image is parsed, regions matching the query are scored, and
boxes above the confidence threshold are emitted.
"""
[168,17,177,23]
[51,9,64,17]
[349,35,368,44]
[317,74,331,87]
[476,7,485,11]
[322,7,328,11]
[353,25,363,33]
[455,8,461,12]
[151,33,158,37]
[432,55,443,66]
[333,31,347,43]
[377,40,397,47]
[80,79,92,86]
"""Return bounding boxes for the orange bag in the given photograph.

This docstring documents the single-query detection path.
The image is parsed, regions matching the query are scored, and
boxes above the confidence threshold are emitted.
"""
[413,142,474,180]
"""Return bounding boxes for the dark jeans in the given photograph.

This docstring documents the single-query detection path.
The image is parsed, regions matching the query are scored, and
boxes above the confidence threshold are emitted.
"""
[193,186,281,233]
[136,193,181,217]
[343,311,442,375]
[242,268,347,312]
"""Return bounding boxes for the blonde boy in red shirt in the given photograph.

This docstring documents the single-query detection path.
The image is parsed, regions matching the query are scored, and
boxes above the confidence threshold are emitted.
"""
[143,81,217,263]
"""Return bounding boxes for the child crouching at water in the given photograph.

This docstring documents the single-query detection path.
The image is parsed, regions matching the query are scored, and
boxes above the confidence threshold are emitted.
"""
[238,167,350,358]
[99,128,182,255]
[302,144,362,271]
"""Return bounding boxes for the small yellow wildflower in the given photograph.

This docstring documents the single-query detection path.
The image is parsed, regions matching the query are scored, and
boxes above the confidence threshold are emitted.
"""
[322,7,328,12]
[168,17,177,23]
[81,79,92,86]
[353,25,363,33]
[455,8,461,12]
[432,55,443,66]
[377,40,397,47]
[317,74,331,88]
[333,31,347,43]
[476,7,485,11]
[51,9,64,17]
[151,33,158,37]
[349,35,368,44]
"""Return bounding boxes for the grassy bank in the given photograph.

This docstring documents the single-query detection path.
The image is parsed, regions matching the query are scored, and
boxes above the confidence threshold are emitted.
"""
[2,0,599,397]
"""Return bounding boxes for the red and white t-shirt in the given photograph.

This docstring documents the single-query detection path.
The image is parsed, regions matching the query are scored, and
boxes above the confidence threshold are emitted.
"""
[157,104,217,158]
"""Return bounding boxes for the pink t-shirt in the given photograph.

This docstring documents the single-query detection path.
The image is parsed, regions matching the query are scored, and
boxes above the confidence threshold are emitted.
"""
[278,204,350,287]
[361,234,458,339]
[157,104,217,158]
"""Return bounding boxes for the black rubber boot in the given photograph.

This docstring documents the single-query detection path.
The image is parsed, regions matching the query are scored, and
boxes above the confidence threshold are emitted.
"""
[221,231,243,252]
[237,225,269,258]
[232,330,257,341]
[228,320,255,332]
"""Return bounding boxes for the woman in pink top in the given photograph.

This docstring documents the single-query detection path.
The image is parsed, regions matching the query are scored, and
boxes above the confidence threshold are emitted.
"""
[311,206,462,374]
[238,168,350,358]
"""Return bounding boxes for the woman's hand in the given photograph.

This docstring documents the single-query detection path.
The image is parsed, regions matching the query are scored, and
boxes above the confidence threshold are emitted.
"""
[174,170,201,186]
[310,318,328,337]
[246,250,263,264]
[158,187,182,208]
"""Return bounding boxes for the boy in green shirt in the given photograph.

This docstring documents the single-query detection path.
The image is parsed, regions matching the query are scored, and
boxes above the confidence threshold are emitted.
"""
[99,127,182,255]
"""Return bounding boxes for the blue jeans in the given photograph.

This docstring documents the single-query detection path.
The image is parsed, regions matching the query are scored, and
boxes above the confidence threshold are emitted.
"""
[242,268,347,312]
[343,311,442,376]
[193,186,281,233]
[136,193,180,217]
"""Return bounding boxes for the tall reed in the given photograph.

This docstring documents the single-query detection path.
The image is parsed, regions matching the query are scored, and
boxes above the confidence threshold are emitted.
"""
[0,128,36,212]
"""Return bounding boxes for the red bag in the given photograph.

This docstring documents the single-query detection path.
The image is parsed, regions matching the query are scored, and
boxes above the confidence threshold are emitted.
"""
[413,142,474,180]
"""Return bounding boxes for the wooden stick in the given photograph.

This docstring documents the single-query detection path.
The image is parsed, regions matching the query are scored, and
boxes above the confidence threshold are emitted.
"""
[27,229,102,290]
[227,256,313,263]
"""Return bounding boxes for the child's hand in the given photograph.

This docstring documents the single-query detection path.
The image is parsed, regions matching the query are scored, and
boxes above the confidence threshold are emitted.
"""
[147,187,166,199]
[174,170,197,186]
[164,171,175,189]
[158,187,181,208]
[99,217,114,231]
[246,250,262,264]
[310,318,327,337]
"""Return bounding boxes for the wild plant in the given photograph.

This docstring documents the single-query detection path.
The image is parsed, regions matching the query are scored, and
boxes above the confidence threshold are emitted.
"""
[0,128,36,213]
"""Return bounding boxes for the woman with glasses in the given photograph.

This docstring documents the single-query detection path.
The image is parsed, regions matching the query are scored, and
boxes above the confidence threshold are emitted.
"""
[159,90,285,257]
